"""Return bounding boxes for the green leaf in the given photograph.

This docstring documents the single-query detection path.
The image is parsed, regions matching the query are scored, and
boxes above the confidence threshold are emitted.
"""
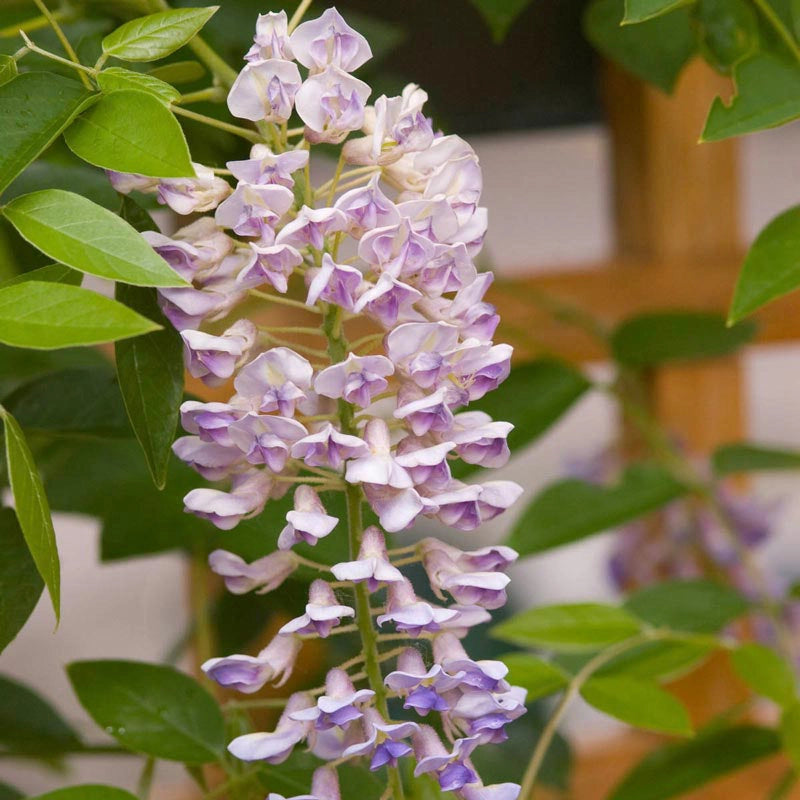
[2,409,60,620]
[2,367,130,438]
[115,285,183,488]
[454,358,590,478]
[693,0,759,73]
[64,90,194,178]
[594,640,713,681]
[0,55,17,88]
[501,653,570,700]
[732,643,797,707]
[102,7,219,62]
[712,441,800,475]
[611,312,756,366]
[28,788,138,800]
[0,281,160,349]
[581,676,693,735]
[507,463,687,556]
[492,603,642,651]
[729,203,800,321]
[0,673,81,755]
[624,0,692,23]
[609,725,781,800]
[148,60,206,84]
[583,0,696,93]
[0,343,106,399]
[624,579,750,632]
[67,659,225,763]
[0,72,94,195]
[702,54,800,142]
[3,190,187,286]
[781,702,800,771]
[0,263,81,288]
[97,66,180,104]
[0,781,23,800]
[470,0,533,41]
[0,508,44,653]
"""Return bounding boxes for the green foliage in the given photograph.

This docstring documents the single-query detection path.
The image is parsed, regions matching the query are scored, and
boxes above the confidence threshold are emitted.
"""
[102,7,219,62]
[0,72,94,195]
[97,67,181,104]
[609,725,782,799]
[67,660,225,763]
[501,652,570,700]
[454,358,590,478]
[0,509,44,653]
[115,285,184,488]
[580,675,693,735]
[731,643,797,707]
[712,441,800,474]
[3,367,130,438]
[583,0,696,92]
[0,263,82,288]
[611,312,756,366]
[592,640,714,681]
[2,409,60,620]
[64,90,194,177]
[492,603,642,651]
[703,54,800,142]
[0,55,17,88]
[624,0,693,24]
[0,281,160,349]
[781,702,800,771]
[148,60,206,84]
[3,190,187,286]
[623,579,750,632]
[0,673,81,755]
[729,203,800,321]
[0,781,23,800]
[693,0,759,73]
[507,463,687,556]
[28,788,138,800]
[469,0,534,41]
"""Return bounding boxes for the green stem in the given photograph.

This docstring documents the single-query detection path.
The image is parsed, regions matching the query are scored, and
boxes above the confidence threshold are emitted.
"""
[751,0,800,62]
[520,632,652,798]
[322,304,406,800]
[190,545,215,689]
[146,0,239,89]
[137,757,156,799]
[288,0,315,33]
[0,10,69,38]
[177,87,227,105]
[18,31,95,79]
[31,0,91,90]
[172,105,260,143]
[249,288,322,314]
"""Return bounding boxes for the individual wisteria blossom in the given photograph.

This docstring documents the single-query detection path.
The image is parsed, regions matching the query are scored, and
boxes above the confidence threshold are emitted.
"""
[109,8,524,798]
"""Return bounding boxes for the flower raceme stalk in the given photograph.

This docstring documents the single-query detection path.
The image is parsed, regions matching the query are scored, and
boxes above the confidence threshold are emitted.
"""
[108,8,524,799]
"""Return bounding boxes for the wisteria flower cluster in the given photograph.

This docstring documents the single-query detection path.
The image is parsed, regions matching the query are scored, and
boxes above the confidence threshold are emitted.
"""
[108,8,524,798]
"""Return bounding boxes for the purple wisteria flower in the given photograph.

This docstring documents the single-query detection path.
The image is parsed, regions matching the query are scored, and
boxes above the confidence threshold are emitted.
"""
[135,9,527,798]
[278,485,338,549]
[289,669,374,730]
[279,579,355,637]
[330,525,403,590]
[203,634,301,692]
[209,548,298,594]
[229,692,313,762]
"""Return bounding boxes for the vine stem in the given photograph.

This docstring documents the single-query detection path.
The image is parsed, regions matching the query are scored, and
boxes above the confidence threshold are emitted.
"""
[322,303,406,800]
[146,0,239,89]
[520,633,652,798]
[288,0,315,33]
[32,0,92,89]
[172,105,260,143]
